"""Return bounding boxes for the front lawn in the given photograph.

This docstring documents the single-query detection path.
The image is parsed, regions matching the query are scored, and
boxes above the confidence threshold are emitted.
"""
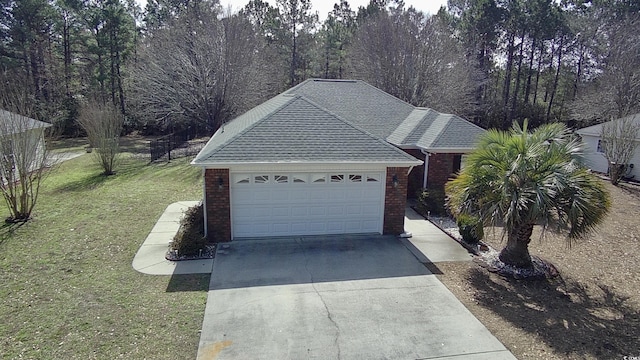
[0,147,208,359]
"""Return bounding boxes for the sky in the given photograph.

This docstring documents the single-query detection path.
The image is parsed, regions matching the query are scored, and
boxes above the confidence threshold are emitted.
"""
[222,0,448,19]
[137,0,449,20]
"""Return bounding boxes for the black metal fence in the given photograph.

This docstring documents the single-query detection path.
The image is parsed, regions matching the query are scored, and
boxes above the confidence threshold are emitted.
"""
[149,128,208,162]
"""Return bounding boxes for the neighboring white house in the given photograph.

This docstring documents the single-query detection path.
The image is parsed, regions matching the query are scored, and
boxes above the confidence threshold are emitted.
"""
[576,113,640,180]
[0,109,52,178]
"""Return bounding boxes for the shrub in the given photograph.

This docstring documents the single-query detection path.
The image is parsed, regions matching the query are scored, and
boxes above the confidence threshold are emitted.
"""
[456,214,484,244]
[171,203,207,256]
[416,188,447,216]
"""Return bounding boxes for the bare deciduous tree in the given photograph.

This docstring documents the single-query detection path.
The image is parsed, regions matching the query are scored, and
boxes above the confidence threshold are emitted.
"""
[349,7,477,117]
[0,104,51,222]
[128,10,276,134]
[601,114,640,185]
[77,102,124,176]
[571,13,640,123]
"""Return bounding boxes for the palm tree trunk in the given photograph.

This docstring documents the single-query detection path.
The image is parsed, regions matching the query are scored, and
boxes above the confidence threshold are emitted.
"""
[499,223,534,268]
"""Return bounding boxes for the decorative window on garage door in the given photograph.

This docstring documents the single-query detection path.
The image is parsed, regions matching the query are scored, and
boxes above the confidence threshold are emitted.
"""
[232,172,383,185]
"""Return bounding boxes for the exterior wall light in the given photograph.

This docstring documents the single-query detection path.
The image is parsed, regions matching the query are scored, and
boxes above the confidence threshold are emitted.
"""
[218,176,224,190]
[392,174,399,188]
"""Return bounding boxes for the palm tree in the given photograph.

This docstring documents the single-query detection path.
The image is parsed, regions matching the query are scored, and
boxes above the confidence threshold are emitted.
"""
[446,121,610,268]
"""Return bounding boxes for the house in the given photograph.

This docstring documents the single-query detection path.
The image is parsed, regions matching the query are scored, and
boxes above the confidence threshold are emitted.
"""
[192,79,486,241]
[576,113,640,180]
[0,109,52,178]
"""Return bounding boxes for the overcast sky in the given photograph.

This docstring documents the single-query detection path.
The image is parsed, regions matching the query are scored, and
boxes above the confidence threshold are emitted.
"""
[221,0,448,19]
[137,0,448,20]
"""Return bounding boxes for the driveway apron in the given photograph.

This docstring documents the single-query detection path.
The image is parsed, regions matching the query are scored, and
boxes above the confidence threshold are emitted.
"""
[196,235,515,360]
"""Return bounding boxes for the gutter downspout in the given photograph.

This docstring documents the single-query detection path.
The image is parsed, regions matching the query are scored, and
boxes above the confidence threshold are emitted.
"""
[421,150,430,189]
[202,168,208,238]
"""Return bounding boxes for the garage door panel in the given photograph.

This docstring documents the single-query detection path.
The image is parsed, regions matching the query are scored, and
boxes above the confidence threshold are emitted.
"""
[309,206,326,216]
[272,223,291,234]
[231,172,384,238]
[362,205,381,215]
[329,190,347,200]
[327,205,345,215]
[361,220,380,231]
[291,222,308,233]
[345,188,365,200]
[290,206,309,217]
[271,206,290,218]
[253,191,272,202]
[346,205,365,215]
[272,190,290,201]
[308,222,326,232]
[326,221,345,232]
[309,189,328,200]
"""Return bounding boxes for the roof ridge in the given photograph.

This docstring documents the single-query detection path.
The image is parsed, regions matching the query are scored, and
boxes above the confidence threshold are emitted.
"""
[423,113,455,149]
[386,108,430,145]
[356,80,416,109]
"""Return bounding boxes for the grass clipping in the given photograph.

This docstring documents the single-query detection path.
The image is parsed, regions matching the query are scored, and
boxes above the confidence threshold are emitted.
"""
[167,203,212,260]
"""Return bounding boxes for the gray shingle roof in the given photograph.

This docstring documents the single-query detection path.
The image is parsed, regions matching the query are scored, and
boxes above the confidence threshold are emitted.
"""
[576,113,640,138]
[388,108,485,151]
[286,79,414,139]
[194,79,486,166]
[193,95,419,165]
[0,109,52,135]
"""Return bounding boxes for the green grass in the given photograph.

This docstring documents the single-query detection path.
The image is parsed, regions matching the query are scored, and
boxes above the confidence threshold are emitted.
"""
[0,149,209,359]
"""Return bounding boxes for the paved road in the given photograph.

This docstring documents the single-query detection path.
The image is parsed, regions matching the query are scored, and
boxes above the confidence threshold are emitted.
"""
[196,235,515,360]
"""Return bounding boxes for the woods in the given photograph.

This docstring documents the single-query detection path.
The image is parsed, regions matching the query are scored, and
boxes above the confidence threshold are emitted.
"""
[1,0,639,135]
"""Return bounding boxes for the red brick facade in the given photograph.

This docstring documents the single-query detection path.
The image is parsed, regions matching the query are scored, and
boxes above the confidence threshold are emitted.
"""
[426,153,461,190]
[383,167,410,235]
[204,169,231,242]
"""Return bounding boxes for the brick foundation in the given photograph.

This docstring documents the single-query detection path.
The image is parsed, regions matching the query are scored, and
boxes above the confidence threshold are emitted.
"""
[204,169,231,242]
[383,167,409,235]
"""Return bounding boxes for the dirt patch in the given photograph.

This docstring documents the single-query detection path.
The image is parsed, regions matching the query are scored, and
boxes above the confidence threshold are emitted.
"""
[433,180,640,359]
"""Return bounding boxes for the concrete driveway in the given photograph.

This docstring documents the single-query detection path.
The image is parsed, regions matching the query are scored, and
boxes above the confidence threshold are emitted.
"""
[197,235,515,360]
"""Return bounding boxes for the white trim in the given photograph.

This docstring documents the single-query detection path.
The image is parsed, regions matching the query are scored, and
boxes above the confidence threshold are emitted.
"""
[191,160,422,169]
[422,150,430,188]
[398,146,473,154]
[202,168,208,238]
[199,162,408,172]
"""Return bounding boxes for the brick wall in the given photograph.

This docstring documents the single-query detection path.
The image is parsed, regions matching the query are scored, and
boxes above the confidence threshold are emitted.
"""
[426,153,460,190]
[383,167,409,235]
[204,169,231,242]
[404,149,425,198]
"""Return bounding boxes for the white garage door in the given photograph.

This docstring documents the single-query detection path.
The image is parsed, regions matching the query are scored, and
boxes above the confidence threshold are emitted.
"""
[230,172,385,238]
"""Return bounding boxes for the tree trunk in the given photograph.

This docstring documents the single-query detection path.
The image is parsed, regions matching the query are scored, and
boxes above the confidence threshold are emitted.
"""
[499,223,534,268]
[510,29,526,122]
[503,33,515,127]
[533,43,544,105]
[546,36,564,122]
[524,36,536,104]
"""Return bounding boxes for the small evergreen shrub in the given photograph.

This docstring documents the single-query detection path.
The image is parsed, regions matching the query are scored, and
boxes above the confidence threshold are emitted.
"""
[416,188,447,216]
[171,203,206,256]
[456,214,484,244]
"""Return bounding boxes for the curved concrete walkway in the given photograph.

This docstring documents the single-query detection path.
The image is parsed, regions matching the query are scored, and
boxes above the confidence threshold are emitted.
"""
[132,201,213,275]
